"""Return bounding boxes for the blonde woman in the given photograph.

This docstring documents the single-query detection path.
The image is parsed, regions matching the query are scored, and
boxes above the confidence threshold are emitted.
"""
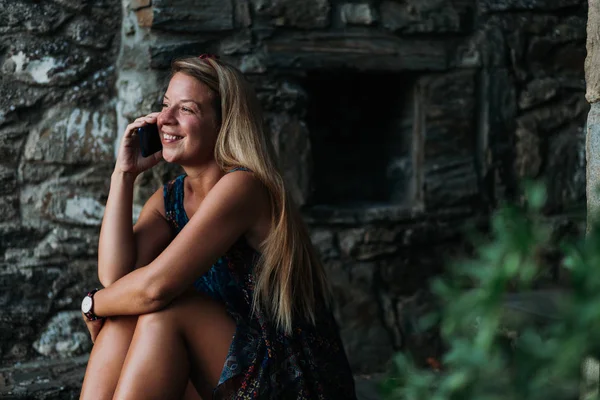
[78,55,356,399]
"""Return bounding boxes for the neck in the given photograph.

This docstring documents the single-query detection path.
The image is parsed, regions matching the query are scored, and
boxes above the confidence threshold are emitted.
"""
[181,159,224,199]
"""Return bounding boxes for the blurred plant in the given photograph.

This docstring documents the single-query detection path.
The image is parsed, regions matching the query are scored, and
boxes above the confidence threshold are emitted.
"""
[382,182,600,400]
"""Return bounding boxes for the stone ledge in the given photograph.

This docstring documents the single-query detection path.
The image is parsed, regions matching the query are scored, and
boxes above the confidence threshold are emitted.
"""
[1,357,383,399]
[0,355,88,400]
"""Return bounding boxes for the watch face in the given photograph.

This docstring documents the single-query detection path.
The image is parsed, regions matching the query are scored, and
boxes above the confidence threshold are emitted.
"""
[81,296,93,313]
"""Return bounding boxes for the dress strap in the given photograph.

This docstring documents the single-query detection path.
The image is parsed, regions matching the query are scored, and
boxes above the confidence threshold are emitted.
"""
[163,174,186,231]
[227,167,252,173]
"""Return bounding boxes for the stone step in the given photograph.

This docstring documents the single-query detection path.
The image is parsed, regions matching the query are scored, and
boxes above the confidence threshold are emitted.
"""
[1,357,383,399]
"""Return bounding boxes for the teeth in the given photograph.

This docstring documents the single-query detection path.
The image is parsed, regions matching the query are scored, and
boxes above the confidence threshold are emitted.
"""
[164,134,182,141]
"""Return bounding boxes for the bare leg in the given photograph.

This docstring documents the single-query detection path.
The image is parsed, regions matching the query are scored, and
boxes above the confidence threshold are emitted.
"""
[80,315,203,400]
[80,316,137,400]
[112,291,236,400]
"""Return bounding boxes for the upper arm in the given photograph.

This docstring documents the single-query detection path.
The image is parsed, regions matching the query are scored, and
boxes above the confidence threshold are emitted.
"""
[132,187,173,269]
[144,172,268,301]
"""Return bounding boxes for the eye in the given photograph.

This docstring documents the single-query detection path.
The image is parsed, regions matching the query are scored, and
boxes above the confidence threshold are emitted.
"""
[161,103,169,109]
[181,106,193,113]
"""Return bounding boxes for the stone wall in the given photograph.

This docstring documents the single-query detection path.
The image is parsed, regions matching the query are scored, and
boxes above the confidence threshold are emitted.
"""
[0,0,588,398]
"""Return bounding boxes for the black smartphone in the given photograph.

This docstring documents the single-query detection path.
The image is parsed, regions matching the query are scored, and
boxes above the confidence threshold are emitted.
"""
[137,123,162,157]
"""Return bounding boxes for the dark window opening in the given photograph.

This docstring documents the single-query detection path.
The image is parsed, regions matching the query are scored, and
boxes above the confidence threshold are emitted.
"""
[301,70,417,207]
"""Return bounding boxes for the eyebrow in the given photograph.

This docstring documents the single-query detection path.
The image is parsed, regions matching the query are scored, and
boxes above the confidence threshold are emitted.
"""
[163,95,202,108]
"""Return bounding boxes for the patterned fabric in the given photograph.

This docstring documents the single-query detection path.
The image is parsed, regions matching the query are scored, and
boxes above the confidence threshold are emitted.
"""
[163,169,357,399]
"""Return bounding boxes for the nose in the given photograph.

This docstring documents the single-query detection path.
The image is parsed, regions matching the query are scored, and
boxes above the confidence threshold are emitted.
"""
[157,106,176,128]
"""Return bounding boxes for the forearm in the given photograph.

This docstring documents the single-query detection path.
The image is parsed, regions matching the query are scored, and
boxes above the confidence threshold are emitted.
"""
[93,267,165,317]
[98,171,138,286]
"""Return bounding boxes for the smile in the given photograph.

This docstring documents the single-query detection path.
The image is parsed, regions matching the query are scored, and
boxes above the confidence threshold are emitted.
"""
[163,134,183,142]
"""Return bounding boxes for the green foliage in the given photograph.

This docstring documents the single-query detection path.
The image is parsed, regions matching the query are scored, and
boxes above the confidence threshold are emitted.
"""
[382,182,600,400]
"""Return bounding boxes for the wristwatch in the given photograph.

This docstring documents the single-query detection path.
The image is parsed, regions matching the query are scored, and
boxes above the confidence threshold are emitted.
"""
[81,289,104,321]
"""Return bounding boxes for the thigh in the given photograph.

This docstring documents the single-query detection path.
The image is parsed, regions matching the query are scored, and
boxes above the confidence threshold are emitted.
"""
[149,290,237,392]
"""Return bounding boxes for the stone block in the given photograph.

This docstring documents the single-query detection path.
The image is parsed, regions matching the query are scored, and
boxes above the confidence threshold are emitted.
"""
[0,124,28,166]
[545,128,586,211]
[338,227,404,261]
[419,70,479,209]
[219,31,253,55]
[479,0,583,12]
[325,260,393,373]
[136,7,153,27]
[51,0,89,11]
[517,93,588,136]
[0,196,19,221]
[0,83,47,124]
[0,1,71,34]
[0,166,17,195]
[23,105,116,164]
[150,39,215,69]
[380,0,473,34]
[22,186,106,228]
[519,78,561,110]
[514,126,543,179]
[65,16,114,49]
[152,0,234,32]
[587,103,600,221]
[130,0,151,9]
[33,227,98,260]
[251,0,330,29]
[3,38,97,86]
[265,32,451,71]
[33,311,91,358]
[454,20,506,68]
[482,68,518,198]
[309,228,340,260]
[496,14,586,82]
[340,3,377,26]
[235,0,252,27]
[0,356,89,399]
[587,0,600,103]
[527,35,586,79]
[239,54,267,73]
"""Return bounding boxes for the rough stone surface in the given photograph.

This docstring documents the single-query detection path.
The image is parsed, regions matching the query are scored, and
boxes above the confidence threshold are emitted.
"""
[65,16,113,49]
[3,39,98,86]
[252,0,331,29]
[340,3,377,26]
[152,0,234,32]
[420,70,479,209]
[23,106,116,164]
[32,312,92,358]
[587,0,600,103]
[0,1,72,34]
[588,103,600,221]
[479,0,584,12]
[0,0,589,398]
[380,0,473,34]
[265,31,451,71]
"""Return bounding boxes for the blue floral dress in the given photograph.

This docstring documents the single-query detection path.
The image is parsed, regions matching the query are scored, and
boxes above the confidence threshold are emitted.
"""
[163,170,357,399]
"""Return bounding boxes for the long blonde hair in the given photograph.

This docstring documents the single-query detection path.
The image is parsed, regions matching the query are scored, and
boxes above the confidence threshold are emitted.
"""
[171,56,331,333]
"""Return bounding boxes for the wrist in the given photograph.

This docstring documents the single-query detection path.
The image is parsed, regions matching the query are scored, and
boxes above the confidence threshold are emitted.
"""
[111,170,137,184]
[81,289,105,321]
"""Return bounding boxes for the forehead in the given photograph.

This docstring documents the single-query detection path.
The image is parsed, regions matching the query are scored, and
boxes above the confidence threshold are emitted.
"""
[164,72,215,103]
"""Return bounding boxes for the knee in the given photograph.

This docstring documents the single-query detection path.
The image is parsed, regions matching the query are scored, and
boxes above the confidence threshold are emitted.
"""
[136,306,176,329]
[104,315,138,334]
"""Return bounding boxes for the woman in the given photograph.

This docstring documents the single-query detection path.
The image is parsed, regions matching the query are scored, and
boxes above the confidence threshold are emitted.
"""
[79,55,357,400]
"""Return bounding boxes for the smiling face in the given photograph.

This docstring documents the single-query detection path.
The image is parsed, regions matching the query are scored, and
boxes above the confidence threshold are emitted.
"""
[156,72,220,166]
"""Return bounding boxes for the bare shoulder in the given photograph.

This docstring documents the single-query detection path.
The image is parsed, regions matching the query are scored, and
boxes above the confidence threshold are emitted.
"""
[209,169,270,207]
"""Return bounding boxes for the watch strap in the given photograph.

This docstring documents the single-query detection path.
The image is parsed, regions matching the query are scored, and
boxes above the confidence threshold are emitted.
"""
[83,288,104,321]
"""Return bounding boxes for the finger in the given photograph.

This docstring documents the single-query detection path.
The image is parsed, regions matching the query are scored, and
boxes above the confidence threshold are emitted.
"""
[143,112,161,122]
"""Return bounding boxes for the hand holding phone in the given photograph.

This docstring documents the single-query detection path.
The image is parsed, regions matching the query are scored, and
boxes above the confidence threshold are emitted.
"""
[137,123,162,157]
